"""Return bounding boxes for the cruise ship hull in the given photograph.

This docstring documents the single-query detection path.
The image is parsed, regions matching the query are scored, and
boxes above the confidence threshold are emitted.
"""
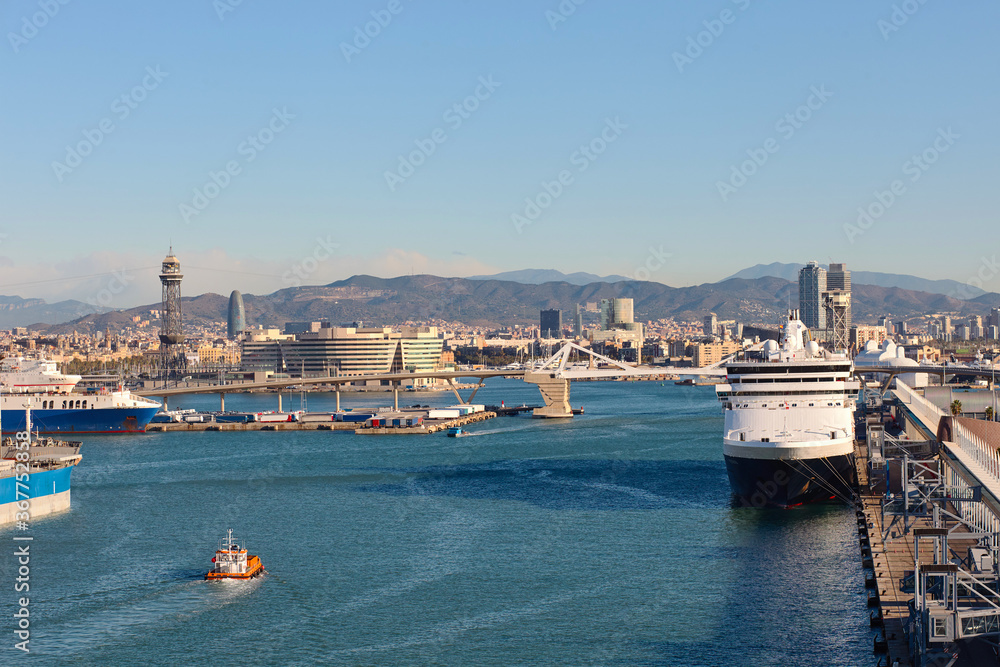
[724,452,856,508]
[0,406,159,434]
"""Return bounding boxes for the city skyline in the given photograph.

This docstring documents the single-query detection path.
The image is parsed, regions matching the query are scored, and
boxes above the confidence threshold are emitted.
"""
[3,1,998,306]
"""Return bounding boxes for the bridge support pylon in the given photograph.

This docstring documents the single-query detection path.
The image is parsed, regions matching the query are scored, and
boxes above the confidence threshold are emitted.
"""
[523,371,573,418]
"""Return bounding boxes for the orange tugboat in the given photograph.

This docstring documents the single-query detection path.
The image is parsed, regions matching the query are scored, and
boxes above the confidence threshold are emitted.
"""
[205,529,264,580]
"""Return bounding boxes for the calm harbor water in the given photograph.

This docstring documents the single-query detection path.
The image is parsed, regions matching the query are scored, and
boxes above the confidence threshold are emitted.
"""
[3,379,873,665]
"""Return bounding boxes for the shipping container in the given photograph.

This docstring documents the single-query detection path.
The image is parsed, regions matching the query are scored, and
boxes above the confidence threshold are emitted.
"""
[298,413,336,423]
[428,408,461,419]
[257,412,294,423]
[215,413,256,424]
[338,412,375,423]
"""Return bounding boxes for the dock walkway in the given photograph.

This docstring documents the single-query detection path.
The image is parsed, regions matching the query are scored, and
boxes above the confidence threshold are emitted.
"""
[856,441,915,667]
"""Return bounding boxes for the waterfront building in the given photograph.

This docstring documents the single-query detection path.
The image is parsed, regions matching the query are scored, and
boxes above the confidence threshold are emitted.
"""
[589,328,643,364]
[798,261,827,330]
[198,344,241,366]
[227,290,246,340]
[691,341,739,367]
[241,325,445,383]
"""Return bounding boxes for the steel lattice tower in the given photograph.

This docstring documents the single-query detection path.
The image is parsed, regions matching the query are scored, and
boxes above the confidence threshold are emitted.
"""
[159,248,186,370]
[824,291,851,351]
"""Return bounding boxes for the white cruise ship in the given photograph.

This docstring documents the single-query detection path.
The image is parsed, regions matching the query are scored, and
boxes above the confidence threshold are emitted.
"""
[715,312,860,507]
[0,356,82,394]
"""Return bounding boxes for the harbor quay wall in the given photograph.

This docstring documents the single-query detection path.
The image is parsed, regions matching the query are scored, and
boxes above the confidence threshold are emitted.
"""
[147,412,497,434]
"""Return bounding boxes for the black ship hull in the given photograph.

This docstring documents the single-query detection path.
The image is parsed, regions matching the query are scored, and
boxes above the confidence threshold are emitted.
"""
[724,453,856,508]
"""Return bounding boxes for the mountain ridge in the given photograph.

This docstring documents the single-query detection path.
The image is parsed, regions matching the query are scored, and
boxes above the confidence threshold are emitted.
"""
[31,274,1000,334]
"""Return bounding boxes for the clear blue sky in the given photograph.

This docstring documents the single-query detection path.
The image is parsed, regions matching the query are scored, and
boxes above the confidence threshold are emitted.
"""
[1,0,997,307]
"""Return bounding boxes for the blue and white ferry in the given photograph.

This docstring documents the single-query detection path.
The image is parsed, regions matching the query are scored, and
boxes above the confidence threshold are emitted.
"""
[0,357,160,434]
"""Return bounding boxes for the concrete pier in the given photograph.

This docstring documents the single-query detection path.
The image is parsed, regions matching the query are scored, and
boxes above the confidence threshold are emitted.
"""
[522,371,573,418]
[147,411,497,434]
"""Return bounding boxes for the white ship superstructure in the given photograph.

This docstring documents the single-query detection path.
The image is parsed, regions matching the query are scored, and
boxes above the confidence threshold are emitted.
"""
[0,356,81,394]
[715,313,860,507]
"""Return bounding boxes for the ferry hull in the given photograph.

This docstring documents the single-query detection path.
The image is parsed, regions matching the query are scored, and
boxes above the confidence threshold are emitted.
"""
[724,453,856,508]
[0,464,76,525]
[0,406,159,434]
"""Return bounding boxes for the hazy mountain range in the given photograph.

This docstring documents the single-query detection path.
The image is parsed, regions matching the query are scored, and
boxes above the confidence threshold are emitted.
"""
[465,269,631,285]
[0,296,109,329]
[27,273,1000,335]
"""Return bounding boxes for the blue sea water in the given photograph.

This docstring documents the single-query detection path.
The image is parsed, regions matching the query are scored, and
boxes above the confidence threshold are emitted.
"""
[1,379,874,665]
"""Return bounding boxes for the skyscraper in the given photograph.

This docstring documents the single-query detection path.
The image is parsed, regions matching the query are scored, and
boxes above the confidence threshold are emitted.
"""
[600,298,633,329]
[539,309,562,338]
[703,313,717,336]
[574,304,583,338]
[227,290,246,340]
[798,261,826,330]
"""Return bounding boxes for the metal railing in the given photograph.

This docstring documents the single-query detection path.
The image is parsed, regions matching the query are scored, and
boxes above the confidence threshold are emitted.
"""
[953,422,1000,488]
[894,378,946,433]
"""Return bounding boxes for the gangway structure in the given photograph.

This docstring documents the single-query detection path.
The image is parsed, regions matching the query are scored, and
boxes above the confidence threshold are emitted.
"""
[863,378,1000,665]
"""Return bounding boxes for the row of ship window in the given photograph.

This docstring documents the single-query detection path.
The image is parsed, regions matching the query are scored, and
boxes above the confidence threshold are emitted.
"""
[39,399,89,409]
[725,401,844,408]
[728,365,850,374]
[718,390,859,397]
[729,377,846,384]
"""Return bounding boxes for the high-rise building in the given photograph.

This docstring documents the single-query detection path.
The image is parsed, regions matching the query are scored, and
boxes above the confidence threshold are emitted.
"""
[703,313,717,337]
[970,315,984,339]
[798,261,826,330]
[158,248,185,370]
[600,298,633,329]
[594,298,641,363]
[988,307,1000,329]
[574,304,583,338]
[540,309,562,338]
[941,316,952,336]
[227,290,246,340]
